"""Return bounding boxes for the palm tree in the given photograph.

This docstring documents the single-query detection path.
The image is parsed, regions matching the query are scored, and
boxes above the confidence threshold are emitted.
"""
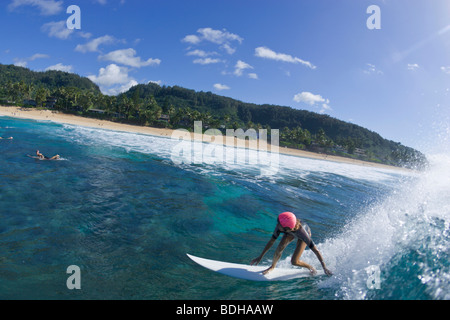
[64,87,80,111]
[171,109,182,127]
[78,91,94,112]
[35,87,49,107]
[183,107,193,124]
[167,104,176,117]
[25,83,34,100]
[201,111,212,126]
[223,114,231,126]
[53,87,66,110]
[246,121,255,130]
[140,96,161,124]
[188,109,199,122]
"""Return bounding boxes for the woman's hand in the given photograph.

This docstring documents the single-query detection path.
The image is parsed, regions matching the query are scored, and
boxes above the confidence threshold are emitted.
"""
[323,267,333,276]
[309,266,317,276]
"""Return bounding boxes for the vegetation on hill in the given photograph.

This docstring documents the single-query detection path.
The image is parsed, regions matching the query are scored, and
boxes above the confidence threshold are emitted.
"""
[0,64,427,168]
[0,64,100,93]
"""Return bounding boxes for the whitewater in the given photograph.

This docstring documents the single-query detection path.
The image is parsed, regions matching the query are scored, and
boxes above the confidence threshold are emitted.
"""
[0,116,448,299]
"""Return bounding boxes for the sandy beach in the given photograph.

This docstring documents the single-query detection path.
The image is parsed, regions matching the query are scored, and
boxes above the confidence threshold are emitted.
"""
[0,105,405,171]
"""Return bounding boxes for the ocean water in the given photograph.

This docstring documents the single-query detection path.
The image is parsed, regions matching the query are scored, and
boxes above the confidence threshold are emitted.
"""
[0,116,448,300]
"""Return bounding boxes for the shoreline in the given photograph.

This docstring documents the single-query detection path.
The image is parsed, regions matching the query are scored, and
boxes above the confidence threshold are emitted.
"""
[0,105,406,172]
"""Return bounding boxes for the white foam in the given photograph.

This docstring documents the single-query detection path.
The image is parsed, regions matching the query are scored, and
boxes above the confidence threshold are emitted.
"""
[57,123,406,186]
[314,153,450,299]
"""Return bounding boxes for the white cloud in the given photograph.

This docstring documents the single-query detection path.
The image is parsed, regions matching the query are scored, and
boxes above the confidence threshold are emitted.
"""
[41,20,73,39]
[186,50,218,58]
[182,27,243,55]
[88,64,131,86]
[441,66,450,74]
[14,53,49,67]
[9,0,63,15]
[41,20,90,40]
[293,91,332,114]
[221,43,236,55]
[88,64,138,95]
[363,63,383,75]
[182,34,201,45]
[75,35,118,53]
[109,79,138,96]
[148,80,162,86]
[248,73,258,80]
[320,103,332,113]
[30,53,49,60]
[293,92,326,105]
[45,63,73,73]
[407,63,420,71]
[13,60,28,68]
[213,83,230,91]
[255,46,316,69]
[99,48,161,68]
[234,60,253,76]
[193,58,223,65]
[197,27,243,45]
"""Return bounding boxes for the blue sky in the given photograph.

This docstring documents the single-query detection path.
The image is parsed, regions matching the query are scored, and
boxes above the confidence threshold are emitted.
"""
[1,0,450,153]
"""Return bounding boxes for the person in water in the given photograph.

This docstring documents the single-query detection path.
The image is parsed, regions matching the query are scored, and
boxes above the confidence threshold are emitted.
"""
[36,150,60,160]
[251,212,333,276]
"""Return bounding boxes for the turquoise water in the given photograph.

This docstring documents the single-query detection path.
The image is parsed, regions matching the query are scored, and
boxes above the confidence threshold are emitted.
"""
[0,116,448,300]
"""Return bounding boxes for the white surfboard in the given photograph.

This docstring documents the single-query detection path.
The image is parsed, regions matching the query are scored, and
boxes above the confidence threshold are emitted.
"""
[187,254,323,281]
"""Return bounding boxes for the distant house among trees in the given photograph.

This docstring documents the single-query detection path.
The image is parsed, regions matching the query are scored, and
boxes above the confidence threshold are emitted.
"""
[46,97,57,109]
[332,145,348,154]
[23,99,36,107]
[159,114,170,122]
[88,109,106,115]
[354,148,367,157]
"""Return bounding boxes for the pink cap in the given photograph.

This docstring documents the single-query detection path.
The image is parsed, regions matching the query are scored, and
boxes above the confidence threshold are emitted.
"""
[278,212,296,229]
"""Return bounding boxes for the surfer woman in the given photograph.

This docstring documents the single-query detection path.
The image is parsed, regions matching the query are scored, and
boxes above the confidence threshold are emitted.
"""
[251,212,332,276]
[36,150,60,160]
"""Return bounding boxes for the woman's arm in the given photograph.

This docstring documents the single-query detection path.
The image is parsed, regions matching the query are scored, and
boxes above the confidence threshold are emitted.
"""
[251,237,276,266]
[311,246,333,276]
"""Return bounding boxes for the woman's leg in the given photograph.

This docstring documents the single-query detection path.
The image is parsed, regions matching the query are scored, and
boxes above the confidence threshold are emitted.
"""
[291,240,316,273]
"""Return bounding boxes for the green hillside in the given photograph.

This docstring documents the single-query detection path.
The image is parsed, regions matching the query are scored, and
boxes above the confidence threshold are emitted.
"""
[122,83,426,168]
[0,64,100,93]
[0,64,426,168]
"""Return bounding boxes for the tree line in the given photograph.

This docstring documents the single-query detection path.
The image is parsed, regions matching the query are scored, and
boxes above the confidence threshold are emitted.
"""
[0,64,427,168]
